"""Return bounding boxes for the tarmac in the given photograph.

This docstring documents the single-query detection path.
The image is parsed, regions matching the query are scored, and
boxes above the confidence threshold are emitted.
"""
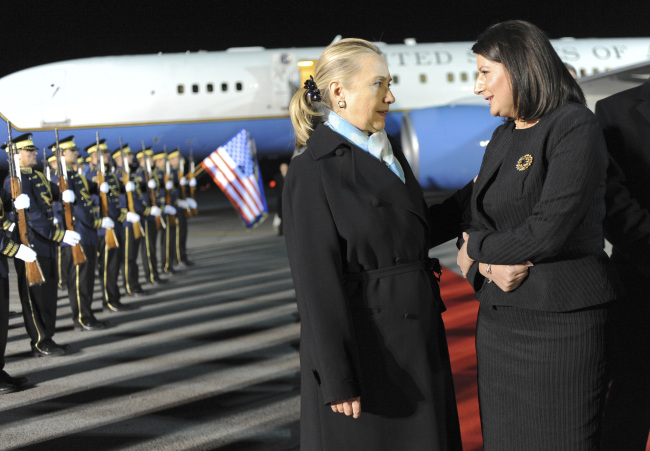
[0,188,462,450]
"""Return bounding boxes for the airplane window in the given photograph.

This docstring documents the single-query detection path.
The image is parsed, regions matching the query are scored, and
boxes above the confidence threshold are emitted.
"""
[447,73,454,82]
[474,72,479,79]
[221,83,228,92]
[593,68,600,74]
[461,73,468,82]
[177,85,184,94]
[207,83,214,93]
[236,82,243,91]
[580,68,587,77]
[192,84,199,93]
[420,74,427,84]
[393,75,399,84]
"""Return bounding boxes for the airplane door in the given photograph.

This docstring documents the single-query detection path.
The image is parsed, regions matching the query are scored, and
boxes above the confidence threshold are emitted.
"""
[41,69,69,125]
[270,53,300,109]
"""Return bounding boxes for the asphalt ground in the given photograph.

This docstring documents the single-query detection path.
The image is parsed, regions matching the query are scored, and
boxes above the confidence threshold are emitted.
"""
[0,187,462,450]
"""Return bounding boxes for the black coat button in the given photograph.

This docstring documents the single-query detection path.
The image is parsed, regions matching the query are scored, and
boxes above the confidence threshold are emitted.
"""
[395,257,403,264]
[335,149,344,156]
[371,198,380,207]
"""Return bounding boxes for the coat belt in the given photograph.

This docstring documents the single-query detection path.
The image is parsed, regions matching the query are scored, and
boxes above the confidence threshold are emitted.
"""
[345,258,441,281]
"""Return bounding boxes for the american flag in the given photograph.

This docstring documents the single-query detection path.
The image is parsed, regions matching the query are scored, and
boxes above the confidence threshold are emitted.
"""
[201,130,268,227]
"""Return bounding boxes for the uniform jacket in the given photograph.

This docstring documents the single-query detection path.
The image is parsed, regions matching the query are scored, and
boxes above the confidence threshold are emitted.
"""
[51,168,102,247]
[0,189,22,278]
[85,166,125,238]
[283,124,467,450]
[115,165,150,229]
[466,102,616,311]
[4,168,65,258]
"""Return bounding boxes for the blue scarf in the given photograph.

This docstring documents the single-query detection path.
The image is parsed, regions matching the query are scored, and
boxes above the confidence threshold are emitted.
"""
[325,110,405,183]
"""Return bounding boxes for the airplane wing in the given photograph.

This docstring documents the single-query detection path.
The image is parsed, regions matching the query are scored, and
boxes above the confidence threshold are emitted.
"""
[579,60,650,110]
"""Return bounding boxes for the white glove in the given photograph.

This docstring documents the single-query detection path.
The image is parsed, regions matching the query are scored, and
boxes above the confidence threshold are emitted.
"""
[15,244,37,263]
[147,179,157,189]
[163,205,177,215]
[187,198,197,209]
[63,230,81,246]
[62,189,75,203]
[150,206,162,217]
[8,222,15,232]
[100,182,110,193]
[53,217,59,225]
[176,199,189,209]
[165,181,174,190]
[101,217,115,229]
[125,181,135,192]
[126,212,140,223]
[14,193,30,210]
[189,178,197,187]
[180,177,188,186]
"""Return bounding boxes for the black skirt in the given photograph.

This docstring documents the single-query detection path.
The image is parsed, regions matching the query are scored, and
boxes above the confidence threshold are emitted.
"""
[476,302,609,450]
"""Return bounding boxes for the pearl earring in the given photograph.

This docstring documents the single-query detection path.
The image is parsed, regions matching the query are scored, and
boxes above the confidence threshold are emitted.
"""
[338,100,346,109]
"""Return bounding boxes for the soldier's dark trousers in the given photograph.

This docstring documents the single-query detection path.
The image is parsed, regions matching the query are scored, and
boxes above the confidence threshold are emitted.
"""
[122,225,143,294]
[141,220,160,283]
[176,209,189,264]
[15,256,57,348]
[0,277,9,370]
[60,245,97,326]
[160,215,176,274]
[97,236,121,307]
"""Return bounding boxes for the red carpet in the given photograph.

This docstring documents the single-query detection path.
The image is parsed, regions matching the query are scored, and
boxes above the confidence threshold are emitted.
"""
[440,267,483,451]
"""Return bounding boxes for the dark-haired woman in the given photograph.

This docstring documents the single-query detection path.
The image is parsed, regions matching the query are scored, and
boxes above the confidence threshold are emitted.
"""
[284,38,468,450]
[457,20,616,450]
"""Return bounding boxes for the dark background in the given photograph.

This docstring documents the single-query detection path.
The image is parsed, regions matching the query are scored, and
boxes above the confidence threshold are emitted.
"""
[2,0,649,78]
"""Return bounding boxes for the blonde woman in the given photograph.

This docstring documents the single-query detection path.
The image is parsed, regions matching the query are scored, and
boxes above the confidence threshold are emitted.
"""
[283,38,470,450]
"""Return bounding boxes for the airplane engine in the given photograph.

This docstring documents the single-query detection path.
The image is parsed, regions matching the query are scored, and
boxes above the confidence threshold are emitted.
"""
[401,105,504,190]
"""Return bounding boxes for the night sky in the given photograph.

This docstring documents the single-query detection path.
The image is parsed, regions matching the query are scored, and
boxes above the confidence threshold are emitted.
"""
[3,0,650,78]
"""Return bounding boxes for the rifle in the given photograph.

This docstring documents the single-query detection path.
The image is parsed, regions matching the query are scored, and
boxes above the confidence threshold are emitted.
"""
[96,133,118,249]
[177,150,191,218]
[6,123,45,286]
[142,141,164,230]
[54,130,86,265]
[43,146,51,181]
[119,138,142,239]
[188,148,198,216]
[163,145,176,227]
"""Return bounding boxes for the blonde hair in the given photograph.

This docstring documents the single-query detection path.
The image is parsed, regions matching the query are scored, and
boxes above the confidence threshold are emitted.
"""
[289,38,382,147]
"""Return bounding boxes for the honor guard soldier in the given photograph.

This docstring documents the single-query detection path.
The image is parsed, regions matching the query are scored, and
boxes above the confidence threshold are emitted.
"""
[113,145,147,297]
[45,151,67,290]
[135,148,166,285]
[2,134,81,356]
[153,151,177,274]
[0,188,36,391]
[169,151,196,267]
[84,140,132,312]
[49,136,108,331]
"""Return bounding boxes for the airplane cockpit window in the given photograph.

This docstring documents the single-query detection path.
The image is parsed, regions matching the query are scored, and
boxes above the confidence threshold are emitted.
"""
[236,82,243,91]
[177,85,185,94]
[221,83,228,92]
[419,74,427,84]
[447,73,454,83]
[192,84,199,93]
[207,83,214,93]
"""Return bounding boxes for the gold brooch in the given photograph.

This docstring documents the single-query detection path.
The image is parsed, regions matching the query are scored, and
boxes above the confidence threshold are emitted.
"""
[516,154,533,171]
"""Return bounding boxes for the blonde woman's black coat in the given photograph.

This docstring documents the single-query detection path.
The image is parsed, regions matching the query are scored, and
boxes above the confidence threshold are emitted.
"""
[283,124,468,451]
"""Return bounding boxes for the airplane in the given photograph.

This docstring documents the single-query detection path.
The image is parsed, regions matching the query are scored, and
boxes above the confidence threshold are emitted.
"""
[1,36,649,190]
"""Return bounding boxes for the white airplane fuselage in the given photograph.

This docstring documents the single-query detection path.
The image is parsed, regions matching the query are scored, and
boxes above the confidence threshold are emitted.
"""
[0,38,649,187]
